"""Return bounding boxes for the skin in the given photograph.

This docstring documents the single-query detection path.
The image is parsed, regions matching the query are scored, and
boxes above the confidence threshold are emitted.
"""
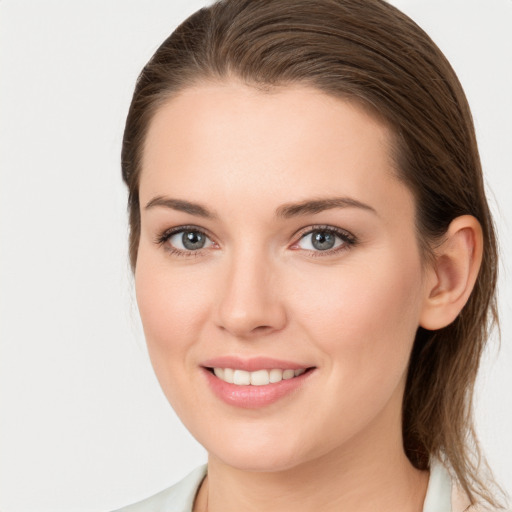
[135,82,481,512]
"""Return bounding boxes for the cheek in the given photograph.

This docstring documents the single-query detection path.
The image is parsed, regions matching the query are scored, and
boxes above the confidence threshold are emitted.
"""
[134,252,219,422]
[134,248,212,367]
[293,247,424,383]
[283,250,425,449]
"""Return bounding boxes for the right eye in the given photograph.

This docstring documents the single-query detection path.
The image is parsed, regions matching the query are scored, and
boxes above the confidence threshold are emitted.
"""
[157,227,217,255]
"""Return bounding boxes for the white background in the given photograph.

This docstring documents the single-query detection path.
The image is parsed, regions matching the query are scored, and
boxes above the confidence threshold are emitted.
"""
[0,1,511,511]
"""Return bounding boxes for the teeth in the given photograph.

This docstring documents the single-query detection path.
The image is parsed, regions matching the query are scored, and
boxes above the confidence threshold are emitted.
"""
[223,368,234,384]
[233,369,250,385]
[269,368,283,383]
[212,367,308,386]
[250,369,270,386]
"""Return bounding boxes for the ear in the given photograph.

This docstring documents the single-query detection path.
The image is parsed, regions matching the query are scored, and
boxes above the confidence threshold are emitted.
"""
[420,215,483,331]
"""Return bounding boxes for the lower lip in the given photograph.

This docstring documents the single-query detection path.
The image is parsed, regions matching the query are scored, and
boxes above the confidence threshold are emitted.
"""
[202,368,314,409]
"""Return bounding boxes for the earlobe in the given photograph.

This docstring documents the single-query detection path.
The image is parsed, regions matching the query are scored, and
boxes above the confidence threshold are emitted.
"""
[420,215,483,331]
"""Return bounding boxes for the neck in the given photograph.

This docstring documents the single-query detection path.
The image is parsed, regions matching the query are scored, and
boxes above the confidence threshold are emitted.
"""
[195,405,429,512]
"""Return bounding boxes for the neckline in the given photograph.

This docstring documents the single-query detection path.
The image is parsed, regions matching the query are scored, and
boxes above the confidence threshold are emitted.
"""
[189,461,454,512]
[119,461,457,512]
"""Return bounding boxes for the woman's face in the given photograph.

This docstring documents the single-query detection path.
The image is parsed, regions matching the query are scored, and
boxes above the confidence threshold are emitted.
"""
[136,82,430,471]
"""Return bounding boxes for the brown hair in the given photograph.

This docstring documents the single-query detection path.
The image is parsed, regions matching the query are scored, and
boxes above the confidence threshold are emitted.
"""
[121,0,501,507]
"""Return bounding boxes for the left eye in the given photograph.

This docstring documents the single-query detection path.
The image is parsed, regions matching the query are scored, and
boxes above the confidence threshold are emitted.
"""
[296,229,347,251]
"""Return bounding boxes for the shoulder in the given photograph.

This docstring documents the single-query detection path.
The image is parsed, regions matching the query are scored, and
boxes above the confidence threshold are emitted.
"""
[451,483,475,512]
[112,465,207,512]
[428,460,502,512]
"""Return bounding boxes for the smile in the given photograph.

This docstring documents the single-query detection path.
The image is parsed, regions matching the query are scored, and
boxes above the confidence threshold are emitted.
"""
[212,367,307,386]
[203,364,315,408]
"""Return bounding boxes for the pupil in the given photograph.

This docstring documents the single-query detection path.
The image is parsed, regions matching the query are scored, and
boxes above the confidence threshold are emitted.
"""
[182,231,205,250]
[312,230,335,250]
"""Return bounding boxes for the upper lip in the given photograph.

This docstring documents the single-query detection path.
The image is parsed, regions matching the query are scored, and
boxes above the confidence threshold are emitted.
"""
[201,356,314,372]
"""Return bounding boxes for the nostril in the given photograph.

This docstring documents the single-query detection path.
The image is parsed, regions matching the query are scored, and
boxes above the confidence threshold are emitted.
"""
[253,325,273,333]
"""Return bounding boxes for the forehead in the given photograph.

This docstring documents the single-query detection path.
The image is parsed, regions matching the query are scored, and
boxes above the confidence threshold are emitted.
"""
[140,82,411,221]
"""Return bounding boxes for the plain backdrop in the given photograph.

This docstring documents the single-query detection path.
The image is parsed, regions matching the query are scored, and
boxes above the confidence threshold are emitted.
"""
[0,1,511,511]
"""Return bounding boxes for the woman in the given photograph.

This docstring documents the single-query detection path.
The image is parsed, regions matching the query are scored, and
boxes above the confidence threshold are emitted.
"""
[115,0,507,510]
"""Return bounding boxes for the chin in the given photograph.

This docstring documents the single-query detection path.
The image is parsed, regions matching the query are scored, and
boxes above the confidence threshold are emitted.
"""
[197,424,323,473]
[211,446,309,473]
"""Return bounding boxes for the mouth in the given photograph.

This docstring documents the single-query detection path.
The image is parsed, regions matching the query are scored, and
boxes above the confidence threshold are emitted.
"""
[206,367,312,386]
[201,361,316,408]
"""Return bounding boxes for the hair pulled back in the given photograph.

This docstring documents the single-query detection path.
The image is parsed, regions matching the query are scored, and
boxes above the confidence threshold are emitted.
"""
[121,0,500,506]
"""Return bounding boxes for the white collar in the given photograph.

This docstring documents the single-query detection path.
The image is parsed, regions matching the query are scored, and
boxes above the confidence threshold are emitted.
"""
[423,460,453,512]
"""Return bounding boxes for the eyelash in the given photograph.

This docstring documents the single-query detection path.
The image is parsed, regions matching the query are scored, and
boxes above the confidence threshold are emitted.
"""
[154,225,215,258]
[293,224,357,257]
[154,224,357,258]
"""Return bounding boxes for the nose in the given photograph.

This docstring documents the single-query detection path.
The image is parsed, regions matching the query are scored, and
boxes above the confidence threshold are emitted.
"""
[214,248,287,339]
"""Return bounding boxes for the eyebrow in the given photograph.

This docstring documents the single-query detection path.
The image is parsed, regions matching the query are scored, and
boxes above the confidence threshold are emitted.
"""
[275,197,377,218]
[145,196,217,218]
[144,195,377,219]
